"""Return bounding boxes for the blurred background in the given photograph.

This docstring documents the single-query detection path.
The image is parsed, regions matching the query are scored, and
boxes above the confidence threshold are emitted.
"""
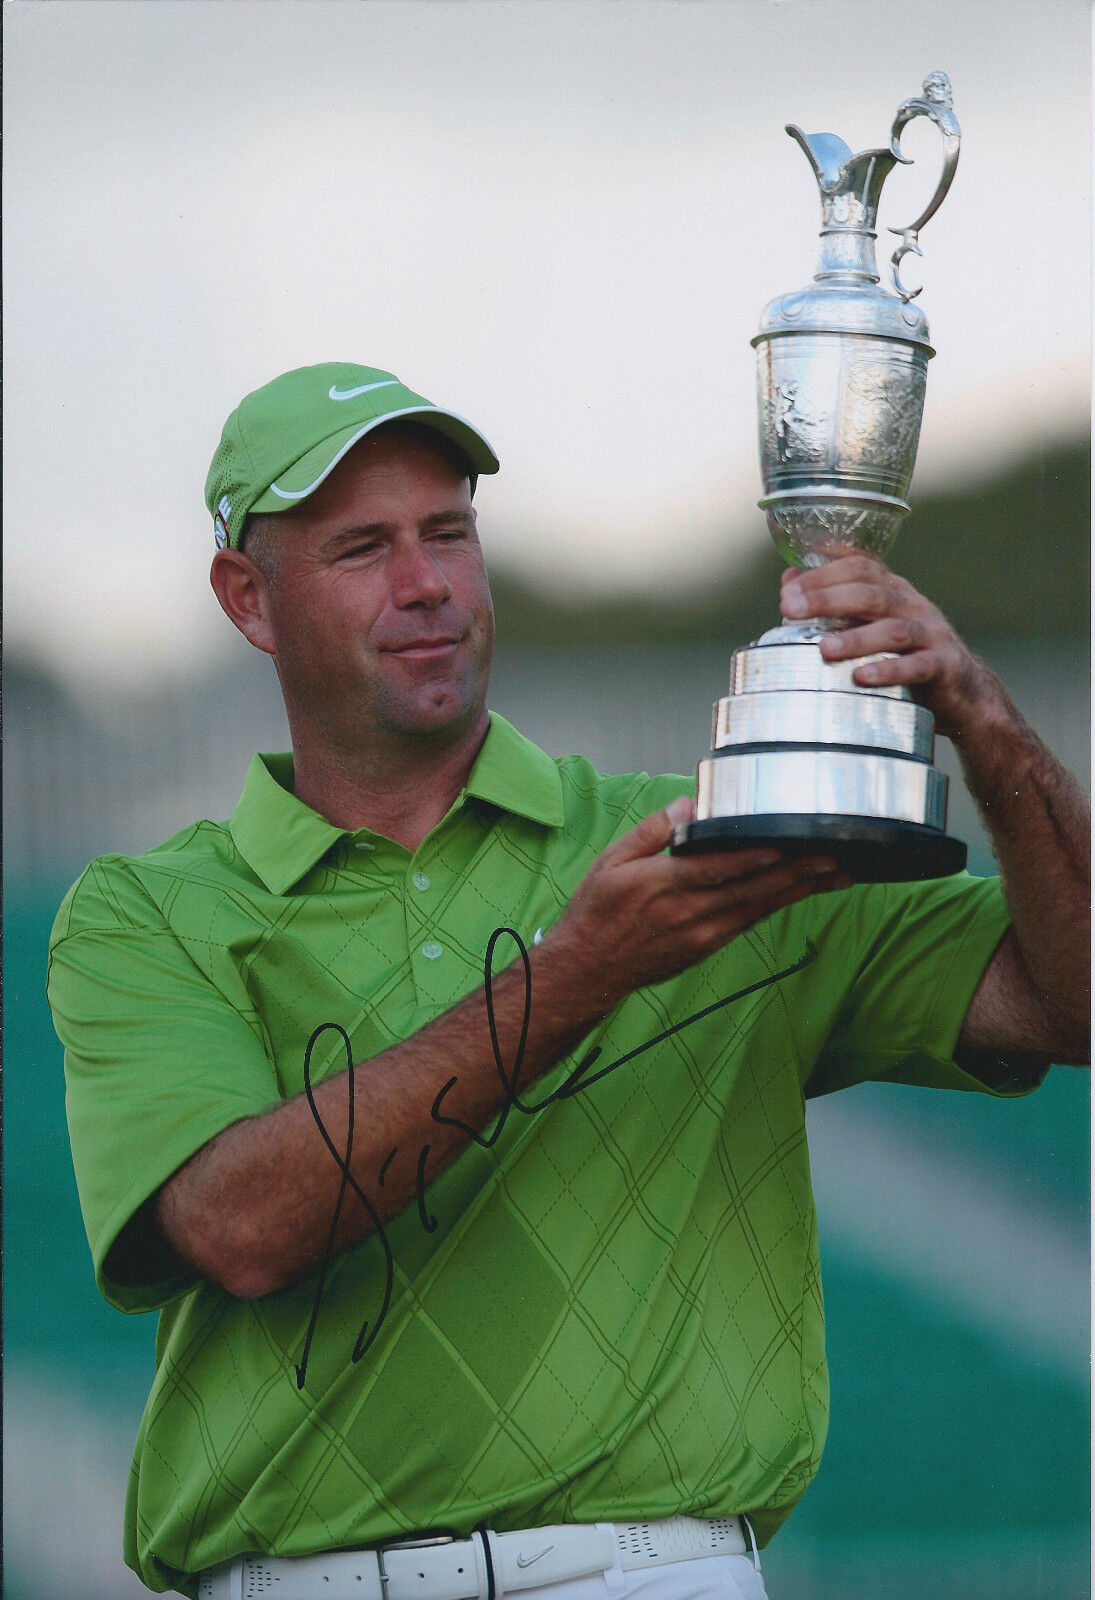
[4,2,1088,1597]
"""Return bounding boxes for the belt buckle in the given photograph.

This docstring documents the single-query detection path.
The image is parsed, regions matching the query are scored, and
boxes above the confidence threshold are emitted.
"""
[376,1534,456,1591]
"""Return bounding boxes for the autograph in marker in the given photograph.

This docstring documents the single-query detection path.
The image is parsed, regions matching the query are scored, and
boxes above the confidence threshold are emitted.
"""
[294,928,818,1388]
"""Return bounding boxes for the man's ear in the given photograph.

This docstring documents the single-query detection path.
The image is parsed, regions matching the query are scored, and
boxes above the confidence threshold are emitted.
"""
[209,549,277,656]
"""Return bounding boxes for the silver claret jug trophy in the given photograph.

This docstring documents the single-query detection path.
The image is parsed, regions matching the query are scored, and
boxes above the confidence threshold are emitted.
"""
[673,73,966,880]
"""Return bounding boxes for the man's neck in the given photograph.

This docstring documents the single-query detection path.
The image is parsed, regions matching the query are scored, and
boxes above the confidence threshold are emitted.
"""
[289,709,490,853]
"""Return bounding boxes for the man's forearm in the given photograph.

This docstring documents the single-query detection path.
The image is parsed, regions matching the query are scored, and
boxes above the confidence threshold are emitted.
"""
[952,663,1089,1053]
[155,802,850,1299]
[157,931,616,1299]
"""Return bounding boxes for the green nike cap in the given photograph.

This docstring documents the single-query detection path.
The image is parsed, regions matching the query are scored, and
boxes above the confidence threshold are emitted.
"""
[204,362,500,550]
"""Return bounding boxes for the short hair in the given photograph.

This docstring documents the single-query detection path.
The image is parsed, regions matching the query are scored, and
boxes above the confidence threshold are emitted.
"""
[238,420,475,578]
[238,511,283,578]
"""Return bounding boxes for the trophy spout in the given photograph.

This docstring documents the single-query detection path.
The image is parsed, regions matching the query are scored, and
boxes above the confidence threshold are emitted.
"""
[787,125,900,283]
[786,129,853,191]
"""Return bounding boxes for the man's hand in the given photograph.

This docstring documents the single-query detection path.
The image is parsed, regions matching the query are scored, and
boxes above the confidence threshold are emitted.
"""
[781,547,1088,1064]
[546,795,851,1010]
[779,551,994,738]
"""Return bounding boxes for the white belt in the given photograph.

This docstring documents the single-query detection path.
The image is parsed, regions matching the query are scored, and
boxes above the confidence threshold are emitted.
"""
[197,1515,758,1600]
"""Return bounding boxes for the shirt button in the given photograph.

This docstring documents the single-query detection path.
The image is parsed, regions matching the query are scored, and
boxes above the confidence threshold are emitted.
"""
[411,870,431,892]
[421,940,443,960]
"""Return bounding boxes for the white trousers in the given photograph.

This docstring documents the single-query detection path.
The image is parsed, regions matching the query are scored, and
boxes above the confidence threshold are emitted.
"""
[521,1551,769,1600]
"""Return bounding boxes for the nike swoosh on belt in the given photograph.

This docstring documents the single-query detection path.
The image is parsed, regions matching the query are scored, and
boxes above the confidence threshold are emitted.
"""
[515,1546,555,1568]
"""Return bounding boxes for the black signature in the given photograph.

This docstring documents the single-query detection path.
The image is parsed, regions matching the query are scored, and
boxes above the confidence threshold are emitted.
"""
[293,929,817,1387]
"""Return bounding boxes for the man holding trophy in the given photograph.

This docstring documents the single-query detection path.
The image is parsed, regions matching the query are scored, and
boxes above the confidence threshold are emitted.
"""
[49,76,1087,1600]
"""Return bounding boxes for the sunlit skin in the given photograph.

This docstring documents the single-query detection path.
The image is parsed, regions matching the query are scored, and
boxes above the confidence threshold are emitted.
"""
[209,427,494,845]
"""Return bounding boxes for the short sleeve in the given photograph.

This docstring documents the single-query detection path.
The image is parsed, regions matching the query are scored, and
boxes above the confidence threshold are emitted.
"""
[802,871,1048,1100]
[47,858,282,1313]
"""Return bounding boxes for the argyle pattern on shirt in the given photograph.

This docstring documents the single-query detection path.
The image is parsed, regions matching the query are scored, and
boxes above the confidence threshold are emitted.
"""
[48,713,1019,1596]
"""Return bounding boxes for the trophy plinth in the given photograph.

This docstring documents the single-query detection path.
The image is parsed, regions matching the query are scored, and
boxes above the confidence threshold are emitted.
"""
[679,633,966,881]
[674,73,967,882]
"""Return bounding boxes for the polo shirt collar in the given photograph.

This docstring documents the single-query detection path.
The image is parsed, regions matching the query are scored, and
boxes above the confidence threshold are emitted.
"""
[230,752,346,895]
[230,712,564,895]
[465,712,565,829]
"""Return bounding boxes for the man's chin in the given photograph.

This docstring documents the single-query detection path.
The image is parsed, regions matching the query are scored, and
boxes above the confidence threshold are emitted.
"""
[369,643,492,742]
[378,688,487,743]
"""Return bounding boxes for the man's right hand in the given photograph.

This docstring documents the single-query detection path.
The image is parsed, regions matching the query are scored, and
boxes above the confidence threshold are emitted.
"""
[547,794,853,1007]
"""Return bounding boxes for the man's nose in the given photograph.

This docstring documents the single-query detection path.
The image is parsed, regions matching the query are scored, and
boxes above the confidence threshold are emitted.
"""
[389,538,453,608]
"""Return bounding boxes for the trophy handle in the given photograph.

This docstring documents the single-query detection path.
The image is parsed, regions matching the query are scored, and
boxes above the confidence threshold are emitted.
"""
[886,71,961,302]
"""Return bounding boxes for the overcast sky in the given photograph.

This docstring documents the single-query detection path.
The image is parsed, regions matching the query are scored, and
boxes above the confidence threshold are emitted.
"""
[4,0,1089,690]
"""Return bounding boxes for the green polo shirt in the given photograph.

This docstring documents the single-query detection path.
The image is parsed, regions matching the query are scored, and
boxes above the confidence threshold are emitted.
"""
[48,712,1032,1596]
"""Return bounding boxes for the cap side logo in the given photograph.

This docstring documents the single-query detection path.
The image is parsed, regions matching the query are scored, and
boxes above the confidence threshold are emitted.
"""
[213,494,231,549]
[329,379,400,402]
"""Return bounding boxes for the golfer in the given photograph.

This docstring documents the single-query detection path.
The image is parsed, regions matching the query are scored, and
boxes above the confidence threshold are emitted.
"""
[48,363,1088,1599]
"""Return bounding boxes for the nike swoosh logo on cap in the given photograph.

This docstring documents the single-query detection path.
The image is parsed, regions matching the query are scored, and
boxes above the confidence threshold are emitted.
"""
[515,1547,554,1568]
[329,380,400,401]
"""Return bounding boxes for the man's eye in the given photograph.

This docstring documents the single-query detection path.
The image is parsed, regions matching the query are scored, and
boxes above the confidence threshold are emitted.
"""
[339,542,380,559]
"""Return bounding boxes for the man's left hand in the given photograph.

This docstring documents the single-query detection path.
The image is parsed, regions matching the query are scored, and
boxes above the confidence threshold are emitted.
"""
[779,551,993,740]
[781,548,1089,1065]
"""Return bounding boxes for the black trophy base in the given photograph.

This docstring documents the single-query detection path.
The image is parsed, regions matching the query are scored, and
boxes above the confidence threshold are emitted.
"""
[671,812,967,882]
